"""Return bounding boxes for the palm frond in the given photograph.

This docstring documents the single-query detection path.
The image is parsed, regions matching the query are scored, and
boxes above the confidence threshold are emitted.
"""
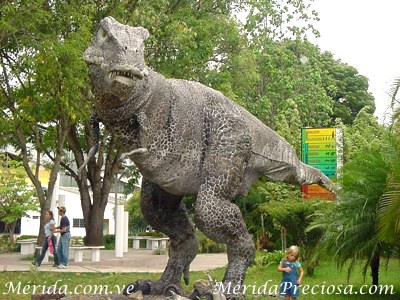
[377,132,400,242]
[306,141,391,283]
[389,76,400,109]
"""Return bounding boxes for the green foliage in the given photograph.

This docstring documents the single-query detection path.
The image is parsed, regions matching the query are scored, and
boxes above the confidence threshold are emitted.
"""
[103,234,115,250]
[16,235,37,241]
[307,142,393,282]
[253,250,285,267]
[153,247,168,255]
[245,0,320,41]
[197,231,226,254]
[235,178,308,251]
[126,189,147,233]
[377,132,400,243]
[342,106,384,162]
[320,52,375,125]
[122,165,141,195]
[70,236,85,246]
[276,100,302,156]
[136,231,166,238]
[0,234,19,253]
[260,197,328,253]
[0,155,39,240]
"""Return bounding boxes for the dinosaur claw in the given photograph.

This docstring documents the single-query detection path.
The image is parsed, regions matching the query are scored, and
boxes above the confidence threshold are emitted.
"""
[164,284,181,297]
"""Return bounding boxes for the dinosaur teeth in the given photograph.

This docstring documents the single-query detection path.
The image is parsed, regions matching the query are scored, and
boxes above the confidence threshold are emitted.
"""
[109,70,135,79]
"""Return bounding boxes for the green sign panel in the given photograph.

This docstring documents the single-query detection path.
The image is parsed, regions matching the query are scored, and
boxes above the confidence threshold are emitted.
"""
[301,128,343,180]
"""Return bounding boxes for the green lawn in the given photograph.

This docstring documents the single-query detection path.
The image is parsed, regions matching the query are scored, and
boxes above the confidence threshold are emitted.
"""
[0,259,399,299]
[243,258,400,299]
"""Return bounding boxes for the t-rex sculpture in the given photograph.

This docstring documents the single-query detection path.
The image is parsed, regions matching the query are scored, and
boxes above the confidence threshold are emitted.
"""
[83,16,335,299]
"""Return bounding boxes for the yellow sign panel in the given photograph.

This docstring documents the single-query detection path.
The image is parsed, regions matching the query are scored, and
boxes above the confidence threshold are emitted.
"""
[305,128,336,136]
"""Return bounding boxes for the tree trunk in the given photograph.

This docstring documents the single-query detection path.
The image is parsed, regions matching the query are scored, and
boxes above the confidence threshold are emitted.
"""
[370,250,380,286]
[281,226,287,251]
[85,204,107,245]
[16,122,68,248]
[5,222,16,243]
[65,123,122,247]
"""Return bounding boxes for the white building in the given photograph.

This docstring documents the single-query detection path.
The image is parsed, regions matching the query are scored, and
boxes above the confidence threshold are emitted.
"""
[2,146,131,239]
[20,185,119,237]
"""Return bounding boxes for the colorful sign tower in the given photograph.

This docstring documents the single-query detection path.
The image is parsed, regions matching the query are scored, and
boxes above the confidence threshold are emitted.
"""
[301,128,343,200]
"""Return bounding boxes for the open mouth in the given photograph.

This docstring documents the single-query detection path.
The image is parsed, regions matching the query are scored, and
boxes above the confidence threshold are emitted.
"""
[109,70,136,80]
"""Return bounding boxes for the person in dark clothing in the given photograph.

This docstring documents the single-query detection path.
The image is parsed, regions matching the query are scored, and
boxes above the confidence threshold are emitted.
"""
[54,206,70,269]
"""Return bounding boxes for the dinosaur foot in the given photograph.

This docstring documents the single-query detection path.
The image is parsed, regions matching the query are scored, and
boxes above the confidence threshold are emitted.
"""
[122,279,186,297]
[187,280,227,300]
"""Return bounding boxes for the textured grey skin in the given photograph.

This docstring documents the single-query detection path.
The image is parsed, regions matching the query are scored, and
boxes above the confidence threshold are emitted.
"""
[83,17,335,298]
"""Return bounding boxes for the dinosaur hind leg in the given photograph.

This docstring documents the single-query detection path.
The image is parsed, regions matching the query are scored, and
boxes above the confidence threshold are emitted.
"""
[124,179,198,296]
[195,194,254,298]
[194,121,255,299]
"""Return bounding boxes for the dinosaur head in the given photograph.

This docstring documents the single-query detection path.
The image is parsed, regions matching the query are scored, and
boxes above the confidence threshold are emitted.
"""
[83,17,149,100]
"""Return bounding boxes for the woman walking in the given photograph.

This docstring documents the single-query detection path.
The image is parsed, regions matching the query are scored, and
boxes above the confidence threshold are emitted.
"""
[32,210,59,267]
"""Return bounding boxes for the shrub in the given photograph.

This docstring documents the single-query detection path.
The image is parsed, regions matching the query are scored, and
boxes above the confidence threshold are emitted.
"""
[254,250,285,267]
[103,234,115,250]
[258,236,270,251]
[137,231,165,237]
[153,247,168,255]
[16,235,37,240]
[197,231,226,253]
[70,237,84,246]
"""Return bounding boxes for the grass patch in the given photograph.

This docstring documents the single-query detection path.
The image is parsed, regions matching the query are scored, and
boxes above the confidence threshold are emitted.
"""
[244,258,400,299]
[0,259,399,299]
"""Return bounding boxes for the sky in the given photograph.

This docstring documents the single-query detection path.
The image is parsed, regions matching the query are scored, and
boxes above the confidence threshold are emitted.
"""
[310,0,400,123]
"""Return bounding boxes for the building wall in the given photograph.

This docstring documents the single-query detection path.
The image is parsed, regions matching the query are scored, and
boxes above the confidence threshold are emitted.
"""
[20,186,117,238]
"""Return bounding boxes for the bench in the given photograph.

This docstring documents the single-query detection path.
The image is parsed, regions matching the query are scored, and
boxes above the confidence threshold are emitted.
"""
[17,239,37,255]
[147,237,169,250]
[129,236,149,250]
[129,236,169,250]
[70,246,105,262]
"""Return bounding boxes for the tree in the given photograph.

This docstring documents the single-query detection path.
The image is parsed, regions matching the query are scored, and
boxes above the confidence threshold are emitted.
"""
[318,51,375,124]
[377,78,400,244]
[341,106,385,162]
[0,1,90,245]
[377,133,400,244]
[389,76,400,129]
[307,142,393,285]
[260,198,327,258]
[241,0,332,129]
[0,154,38,242]
[126,189,147,234]
[62,123,125,245]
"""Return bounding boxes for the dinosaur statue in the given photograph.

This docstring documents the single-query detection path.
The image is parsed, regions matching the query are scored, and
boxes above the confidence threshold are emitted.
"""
[83,16,335,299]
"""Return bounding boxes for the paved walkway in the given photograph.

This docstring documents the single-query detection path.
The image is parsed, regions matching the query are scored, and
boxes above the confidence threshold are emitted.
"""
[0,249,228,273]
